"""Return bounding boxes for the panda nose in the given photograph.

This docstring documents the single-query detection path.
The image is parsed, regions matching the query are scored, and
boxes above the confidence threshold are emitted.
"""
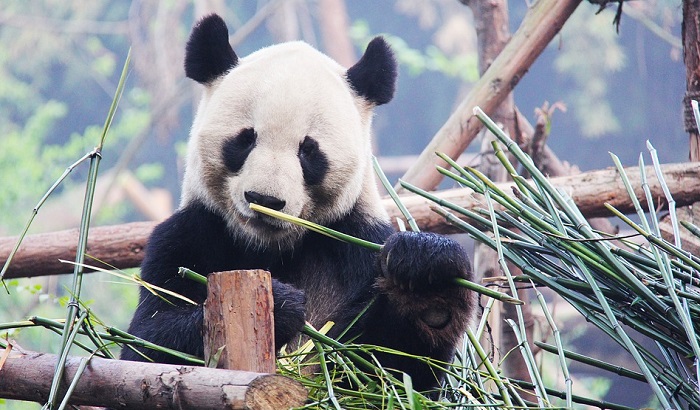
[244,191,286,211]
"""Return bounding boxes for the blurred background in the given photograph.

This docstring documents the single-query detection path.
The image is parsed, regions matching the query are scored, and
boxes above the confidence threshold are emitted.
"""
[0,1,687,408]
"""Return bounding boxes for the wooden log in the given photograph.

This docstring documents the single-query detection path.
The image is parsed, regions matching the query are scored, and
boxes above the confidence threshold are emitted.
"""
[394,162,700,233]
[2,162,700,279]
[204,270,275,373]
[0,350,306,409]
[0,221,152,279]
[398,0,582,192]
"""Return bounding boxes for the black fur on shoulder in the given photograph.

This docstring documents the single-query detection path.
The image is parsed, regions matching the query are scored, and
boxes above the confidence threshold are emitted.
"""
[185,14,238,84]
[346,37,397,106]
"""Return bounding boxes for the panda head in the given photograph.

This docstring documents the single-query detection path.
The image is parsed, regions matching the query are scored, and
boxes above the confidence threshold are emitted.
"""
[181,14,397,249]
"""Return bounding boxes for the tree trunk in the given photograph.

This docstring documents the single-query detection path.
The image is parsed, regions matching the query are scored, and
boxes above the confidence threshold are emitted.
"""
[2,162,700,279]
[0,350,306,409]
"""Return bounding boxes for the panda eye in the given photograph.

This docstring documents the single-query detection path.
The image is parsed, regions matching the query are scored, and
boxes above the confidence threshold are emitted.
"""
[238,128,257,149]
[222,128,257,173]
[298,136,328,186]
[298,136,319,159]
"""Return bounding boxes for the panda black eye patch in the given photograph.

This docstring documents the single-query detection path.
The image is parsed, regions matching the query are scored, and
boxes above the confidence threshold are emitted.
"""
[222,128,257,173]
[298,136,328,186]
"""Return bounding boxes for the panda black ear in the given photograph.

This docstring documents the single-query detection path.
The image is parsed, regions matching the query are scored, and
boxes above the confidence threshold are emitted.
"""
[185,14,238,84]
[346,37,397,106]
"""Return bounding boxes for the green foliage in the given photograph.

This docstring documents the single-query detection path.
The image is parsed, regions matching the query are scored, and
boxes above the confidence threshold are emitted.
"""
[350,20,479,83]
[0,2,154,235]
[555,6,626,137]
[135,163,165,185]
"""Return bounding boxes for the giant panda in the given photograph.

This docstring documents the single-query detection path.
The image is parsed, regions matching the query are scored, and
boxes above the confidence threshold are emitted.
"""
[122,13,476,393]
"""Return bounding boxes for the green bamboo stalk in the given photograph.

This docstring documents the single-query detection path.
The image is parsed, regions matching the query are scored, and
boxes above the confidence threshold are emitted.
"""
[453,278,523,305]
[533,285,572,408]
[474,297,496,340]
[106,326,205,364]
[475,107,667,313]
[56,356,90,410]
[508,379,636,410]
[681,220,700,238]
[177,267,207,285]
[609,152,653,236]
[313,340,343,410]
[45,310,89,408]
[463,166,633,286]
[301,324,382,377]
[535,342,645,382]
[22,315,203,364]
[80,315,114,359]
[0,150,94,286]
[250,203,382,251]
[483,188,548,407]
[46,49,131,410]
[646,142,700,387]
[490,140,531,196]
[253,201,509,301]
[573,255,671,408]
[465,327,513,408]
[401,179,530,244]
[606,205,700,272]
[372,156,419,232]
[474,106,674,408]
[435,152,484,190]
[572,301,699,406]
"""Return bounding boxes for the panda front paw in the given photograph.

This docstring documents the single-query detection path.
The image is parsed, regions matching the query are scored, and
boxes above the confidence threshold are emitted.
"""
[379,231,470,291]
[272,280,306,350]
[377,231,474,338]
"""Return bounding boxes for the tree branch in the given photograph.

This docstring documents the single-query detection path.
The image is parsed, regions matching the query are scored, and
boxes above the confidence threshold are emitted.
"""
[397,0,582,192]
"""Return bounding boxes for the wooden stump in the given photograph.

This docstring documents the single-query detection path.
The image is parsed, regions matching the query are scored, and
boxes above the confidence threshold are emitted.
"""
[203,270,276,373]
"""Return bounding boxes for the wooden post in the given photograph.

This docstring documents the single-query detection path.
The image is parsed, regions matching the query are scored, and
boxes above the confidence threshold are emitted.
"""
[204,270,276,373]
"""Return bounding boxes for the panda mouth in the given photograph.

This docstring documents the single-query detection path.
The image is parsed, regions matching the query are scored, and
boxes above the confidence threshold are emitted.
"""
[249,214,282,229]
[233,202,297,237]
[243,212,290,233]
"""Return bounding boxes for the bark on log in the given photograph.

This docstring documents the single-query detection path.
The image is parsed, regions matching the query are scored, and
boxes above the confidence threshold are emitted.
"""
[2,162,699,279]
[398,0,582,192]
[204,270,275,373]
[0,350,306,409]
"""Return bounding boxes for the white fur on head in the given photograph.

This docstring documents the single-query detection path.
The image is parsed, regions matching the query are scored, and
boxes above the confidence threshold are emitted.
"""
[182,42,387,249]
